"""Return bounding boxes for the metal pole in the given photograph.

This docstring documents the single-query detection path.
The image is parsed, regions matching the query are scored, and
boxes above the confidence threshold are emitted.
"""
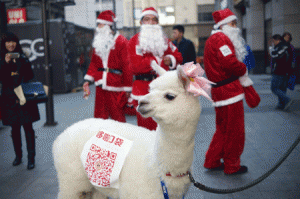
[42,0,57,126]
[112,0,116,32]
[132,0,136,34]
[0,1,7,36]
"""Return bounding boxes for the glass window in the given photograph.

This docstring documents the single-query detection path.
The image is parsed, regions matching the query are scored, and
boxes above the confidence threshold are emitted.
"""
[158,6,175,25]
[134,8,142,20]
[198,4,214,22]
[96,0,111,3]
[96,11,100,19]
[134,8,142,26]
[198,37,208,56]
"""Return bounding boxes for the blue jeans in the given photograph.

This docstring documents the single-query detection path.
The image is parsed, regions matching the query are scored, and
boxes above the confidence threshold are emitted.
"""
[271,74,290,108]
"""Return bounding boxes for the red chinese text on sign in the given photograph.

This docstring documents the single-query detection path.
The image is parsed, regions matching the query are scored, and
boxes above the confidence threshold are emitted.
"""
[7,8,27,24]
[96,131,124,147]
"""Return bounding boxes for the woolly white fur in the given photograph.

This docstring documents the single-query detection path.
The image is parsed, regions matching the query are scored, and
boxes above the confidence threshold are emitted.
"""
[53,66,202,199]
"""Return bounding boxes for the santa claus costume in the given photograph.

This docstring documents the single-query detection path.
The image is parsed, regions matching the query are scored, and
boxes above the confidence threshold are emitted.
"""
[84,10,132,122]
[128,7,183,130]
[203,9,260,174]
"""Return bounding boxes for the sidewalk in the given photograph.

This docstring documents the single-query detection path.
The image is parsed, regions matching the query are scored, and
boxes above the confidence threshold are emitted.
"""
[0,75,299,199]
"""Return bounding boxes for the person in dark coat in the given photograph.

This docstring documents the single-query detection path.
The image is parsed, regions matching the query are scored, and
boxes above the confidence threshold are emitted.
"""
[172,25,196,64]
[0,32,40,170]
[269,34,294,110]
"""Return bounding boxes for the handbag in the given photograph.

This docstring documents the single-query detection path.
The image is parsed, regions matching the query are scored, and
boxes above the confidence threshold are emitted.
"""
[21,82,48,104]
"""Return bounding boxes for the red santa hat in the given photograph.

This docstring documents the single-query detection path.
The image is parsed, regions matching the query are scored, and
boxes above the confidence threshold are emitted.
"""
[141,7,159,19]
[96,10,116,26]
[212,8,237,29]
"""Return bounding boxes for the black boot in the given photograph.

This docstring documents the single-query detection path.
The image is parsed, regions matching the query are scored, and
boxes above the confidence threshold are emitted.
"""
[11,126,22,166]
[13,156,22,166]
[27,157,35,170]
[24,124,36,170]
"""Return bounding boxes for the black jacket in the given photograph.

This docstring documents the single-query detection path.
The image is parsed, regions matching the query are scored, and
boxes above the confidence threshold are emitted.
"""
[270,41,293,76]
[0,54,40,126]
[173,37,196,64]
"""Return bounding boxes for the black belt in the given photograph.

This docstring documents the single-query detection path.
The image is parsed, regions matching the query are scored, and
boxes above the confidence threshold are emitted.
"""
[211,76,239,88]
[98,68,122,75]
[134,74,157,81]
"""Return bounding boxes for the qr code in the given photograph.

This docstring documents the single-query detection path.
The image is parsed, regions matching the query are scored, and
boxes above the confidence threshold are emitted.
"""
[84,144,117,187]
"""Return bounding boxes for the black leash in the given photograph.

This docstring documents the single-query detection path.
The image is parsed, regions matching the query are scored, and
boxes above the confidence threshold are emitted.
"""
[188,134,300,194]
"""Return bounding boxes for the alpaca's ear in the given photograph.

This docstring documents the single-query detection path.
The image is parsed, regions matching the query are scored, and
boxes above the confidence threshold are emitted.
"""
[151,61,166,76]
[177,65,190,89]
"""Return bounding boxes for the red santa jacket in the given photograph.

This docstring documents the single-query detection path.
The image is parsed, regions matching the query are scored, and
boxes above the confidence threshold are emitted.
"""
[204,30,247,107]
[128,33,183,100]
[84,32,132,92]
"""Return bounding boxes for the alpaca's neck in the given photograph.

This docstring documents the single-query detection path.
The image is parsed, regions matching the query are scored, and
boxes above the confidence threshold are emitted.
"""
[155,121,197,176]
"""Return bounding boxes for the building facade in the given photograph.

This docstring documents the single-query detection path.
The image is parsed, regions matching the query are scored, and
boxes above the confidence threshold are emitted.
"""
[215,0,300,75]
[2,0,74,21]
[65,0,124,29]
[64,0,217,61]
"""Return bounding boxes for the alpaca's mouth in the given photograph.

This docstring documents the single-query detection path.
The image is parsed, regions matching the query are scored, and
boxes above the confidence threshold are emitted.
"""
[137,106,153,117]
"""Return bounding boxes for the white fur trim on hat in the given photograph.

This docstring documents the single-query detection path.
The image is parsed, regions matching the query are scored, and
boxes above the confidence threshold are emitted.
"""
[214,15,237,29]
[96,19,114,26]
[141,10,158,18]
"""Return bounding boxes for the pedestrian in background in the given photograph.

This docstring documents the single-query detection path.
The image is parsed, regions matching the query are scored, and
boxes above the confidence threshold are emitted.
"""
[282,32,297,90]
[203,9,260,175]
[128,7,182,130]
[269,34,294,110]
[83,10,132,122]
[172,25,196,64]
[0,32,40,170]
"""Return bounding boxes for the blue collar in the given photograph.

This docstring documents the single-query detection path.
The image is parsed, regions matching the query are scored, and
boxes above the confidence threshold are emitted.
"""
[160,179,185,199]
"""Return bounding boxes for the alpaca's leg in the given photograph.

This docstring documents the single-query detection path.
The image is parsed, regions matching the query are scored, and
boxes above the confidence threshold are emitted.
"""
[91,189,108,199]
[56,167,93,199]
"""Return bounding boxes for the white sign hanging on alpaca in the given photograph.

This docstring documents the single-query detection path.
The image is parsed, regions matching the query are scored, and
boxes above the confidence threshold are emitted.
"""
[80,130,133,189]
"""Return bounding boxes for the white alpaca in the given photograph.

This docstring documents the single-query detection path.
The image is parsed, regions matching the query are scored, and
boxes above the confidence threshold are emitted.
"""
[53,63,209,199]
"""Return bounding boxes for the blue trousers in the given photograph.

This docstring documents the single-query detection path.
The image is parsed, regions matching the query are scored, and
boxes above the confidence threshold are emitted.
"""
[271,74,290,108]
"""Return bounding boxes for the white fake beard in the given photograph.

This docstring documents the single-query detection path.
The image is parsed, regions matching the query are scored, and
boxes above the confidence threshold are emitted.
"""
[139,24,168,57]
[222,25,247,62]
[93,25,115,60]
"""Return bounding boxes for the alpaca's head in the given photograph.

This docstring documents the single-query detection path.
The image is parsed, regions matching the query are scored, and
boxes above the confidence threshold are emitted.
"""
[137,65,201,128]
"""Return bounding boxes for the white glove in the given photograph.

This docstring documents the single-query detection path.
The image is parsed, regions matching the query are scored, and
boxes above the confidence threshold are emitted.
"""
[151,60,166,76]
[239,70,253,87]
[14,85,26,106]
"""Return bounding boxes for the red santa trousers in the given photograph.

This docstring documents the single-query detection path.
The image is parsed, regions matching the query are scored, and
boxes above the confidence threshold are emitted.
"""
[204,100,245,174]
[132,99,157,131]
[94,86,126,122]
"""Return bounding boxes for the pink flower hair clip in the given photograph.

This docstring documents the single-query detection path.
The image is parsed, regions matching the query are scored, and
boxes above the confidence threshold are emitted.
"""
[182,62,215,101]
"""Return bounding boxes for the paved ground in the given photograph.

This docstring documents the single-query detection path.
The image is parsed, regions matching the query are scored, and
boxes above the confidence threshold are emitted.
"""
[0,74,299,199]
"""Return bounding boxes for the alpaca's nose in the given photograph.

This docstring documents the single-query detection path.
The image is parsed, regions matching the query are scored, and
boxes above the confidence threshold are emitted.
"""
[138,100,149,107]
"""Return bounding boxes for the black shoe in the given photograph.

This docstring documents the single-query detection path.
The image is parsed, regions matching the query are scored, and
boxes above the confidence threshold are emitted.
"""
[27,160,35,170]
[275,106,284,110]
[205,163,225,171]
[226,166,248,175]
[12,157,22,166]
[283,99,294,111]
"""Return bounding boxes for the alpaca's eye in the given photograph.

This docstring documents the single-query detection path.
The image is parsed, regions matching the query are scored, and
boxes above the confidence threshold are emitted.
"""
[165,94,176,101]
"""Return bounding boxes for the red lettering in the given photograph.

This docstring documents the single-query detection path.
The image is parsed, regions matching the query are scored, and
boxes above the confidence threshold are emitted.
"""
[114,138,124,147]
[96,131,104,138]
